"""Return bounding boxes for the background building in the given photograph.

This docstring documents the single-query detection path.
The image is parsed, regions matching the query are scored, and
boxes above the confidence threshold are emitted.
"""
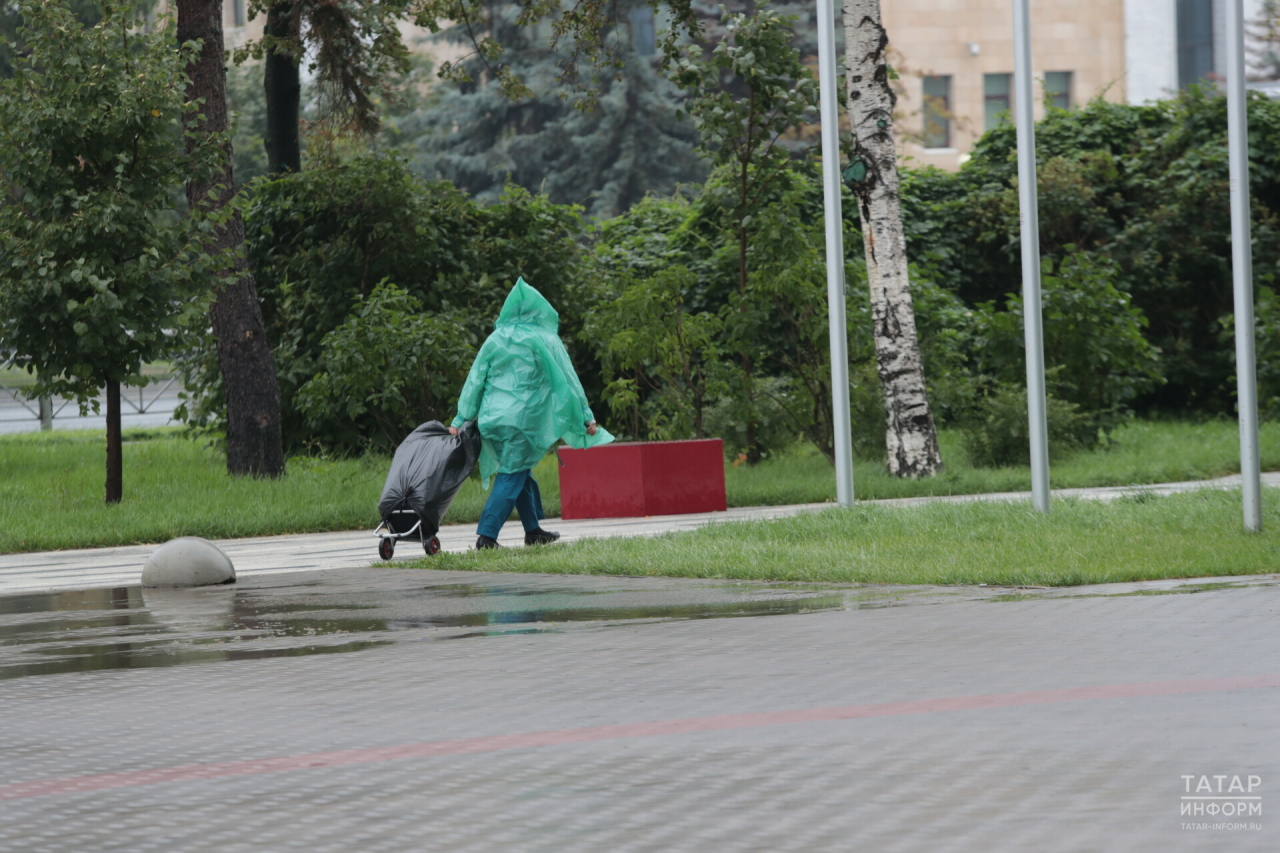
[886,0,1269,169]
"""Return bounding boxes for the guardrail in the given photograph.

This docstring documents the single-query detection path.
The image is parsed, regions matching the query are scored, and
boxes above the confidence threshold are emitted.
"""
[0,369,184,432]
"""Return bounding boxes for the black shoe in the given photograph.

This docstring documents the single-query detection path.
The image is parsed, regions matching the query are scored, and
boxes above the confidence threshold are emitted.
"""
[476,535,502,550]
[524,528,560,546]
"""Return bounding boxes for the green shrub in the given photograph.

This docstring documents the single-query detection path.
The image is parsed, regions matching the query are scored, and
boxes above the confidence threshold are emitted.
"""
[294,282,475,454]
[848,361,890,462]
[179,156,591,453]
[585,265,727,440]
[959,381,1094,468]
[902,88,1280,415]
[970,251,1162,435]
[704,376,802,461]
[1244,284,1280,420]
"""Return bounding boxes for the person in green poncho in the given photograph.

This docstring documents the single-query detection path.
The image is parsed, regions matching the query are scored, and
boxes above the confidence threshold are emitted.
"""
[449,277,614,549]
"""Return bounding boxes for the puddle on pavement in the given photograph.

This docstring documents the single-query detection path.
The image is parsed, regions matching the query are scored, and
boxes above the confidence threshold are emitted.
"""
[986,577,1280,602]
[0,575,920,681]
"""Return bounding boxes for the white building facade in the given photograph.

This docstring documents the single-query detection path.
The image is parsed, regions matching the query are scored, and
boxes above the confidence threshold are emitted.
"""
[1125,0,1268,103]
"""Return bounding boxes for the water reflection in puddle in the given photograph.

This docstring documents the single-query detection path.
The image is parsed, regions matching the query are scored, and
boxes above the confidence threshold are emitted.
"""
[0,575,907,680]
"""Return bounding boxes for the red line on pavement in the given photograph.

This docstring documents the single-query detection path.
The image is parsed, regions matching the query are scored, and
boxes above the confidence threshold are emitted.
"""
[4,673,1278,801]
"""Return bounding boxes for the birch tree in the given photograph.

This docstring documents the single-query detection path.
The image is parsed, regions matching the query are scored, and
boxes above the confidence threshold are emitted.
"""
[842,1,944,476]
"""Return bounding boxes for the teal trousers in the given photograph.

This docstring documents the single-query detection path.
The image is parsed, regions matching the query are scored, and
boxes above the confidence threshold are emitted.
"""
[477,470,544,539]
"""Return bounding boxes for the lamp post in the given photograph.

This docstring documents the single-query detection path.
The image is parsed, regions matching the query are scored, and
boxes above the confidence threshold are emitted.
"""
[1013,0,1051,513]
[816,0,855,506]
[1226,0,1263,532]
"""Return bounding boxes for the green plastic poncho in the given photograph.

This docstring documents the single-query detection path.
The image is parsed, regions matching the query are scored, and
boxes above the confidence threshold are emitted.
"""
[452,278,614,487]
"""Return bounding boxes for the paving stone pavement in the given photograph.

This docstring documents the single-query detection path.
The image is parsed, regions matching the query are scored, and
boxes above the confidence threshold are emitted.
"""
[0,567,1276,852]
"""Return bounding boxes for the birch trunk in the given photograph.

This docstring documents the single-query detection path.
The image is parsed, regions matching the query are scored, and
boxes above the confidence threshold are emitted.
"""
[843,1,944,477]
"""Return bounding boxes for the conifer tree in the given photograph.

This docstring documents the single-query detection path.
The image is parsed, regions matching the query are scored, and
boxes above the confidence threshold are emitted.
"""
[397,3,704,218]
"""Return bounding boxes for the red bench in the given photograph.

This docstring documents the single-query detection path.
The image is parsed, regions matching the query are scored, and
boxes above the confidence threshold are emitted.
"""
[557,439,728,519]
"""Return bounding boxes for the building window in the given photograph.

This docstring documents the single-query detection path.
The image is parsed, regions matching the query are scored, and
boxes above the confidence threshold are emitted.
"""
[1177,0,1214,87]
[232,0,245,27]
[922,75,951,149]
[1044,71,1072,109]
[630,7,656,57]
[984,73,1011,130]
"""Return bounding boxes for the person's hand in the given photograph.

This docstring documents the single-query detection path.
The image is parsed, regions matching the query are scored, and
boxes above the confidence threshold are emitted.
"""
[448,426,459,436]
[586,420,598,436]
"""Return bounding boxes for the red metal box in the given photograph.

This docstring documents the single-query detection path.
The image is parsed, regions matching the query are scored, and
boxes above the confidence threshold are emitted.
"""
[557,439,728,519]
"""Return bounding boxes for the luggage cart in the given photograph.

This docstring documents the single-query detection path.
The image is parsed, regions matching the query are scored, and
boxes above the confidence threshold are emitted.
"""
[374,504,441,560]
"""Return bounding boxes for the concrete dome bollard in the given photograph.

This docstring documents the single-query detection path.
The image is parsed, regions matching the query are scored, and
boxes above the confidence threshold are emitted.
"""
[141,537,236,588]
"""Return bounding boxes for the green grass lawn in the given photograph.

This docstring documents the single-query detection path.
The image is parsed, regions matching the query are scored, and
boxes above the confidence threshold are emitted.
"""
[411,489,1280,587]
[0,418,1276,554]
[727,418,1280,505]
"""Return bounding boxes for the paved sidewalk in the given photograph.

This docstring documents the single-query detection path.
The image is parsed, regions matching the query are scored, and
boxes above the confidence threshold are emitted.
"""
[1,472,1276,595]
[1,567,1276,852]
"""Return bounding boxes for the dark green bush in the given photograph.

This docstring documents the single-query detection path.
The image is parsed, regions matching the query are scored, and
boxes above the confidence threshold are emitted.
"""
[180,156,591,454]
[969,251,1162,436]
[294,282,475,454]
[902,88,1280,415]
[959,382,1094,468]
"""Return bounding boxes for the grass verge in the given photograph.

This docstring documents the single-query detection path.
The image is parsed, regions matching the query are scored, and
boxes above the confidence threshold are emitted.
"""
[0,429,385,552]
[727,418,1280,505]
[0,419,1275,554]
[408,489,1280,586]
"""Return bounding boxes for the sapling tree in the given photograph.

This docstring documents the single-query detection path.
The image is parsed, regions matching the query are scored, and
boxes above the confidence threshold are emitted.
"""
[585,266,727,440]
[0,0,224,502]
[663,8,818,462]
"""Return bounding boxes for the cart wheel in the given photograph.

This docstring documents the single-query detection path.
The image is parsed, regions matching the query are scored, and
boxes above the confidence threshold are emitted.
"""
[424,535,441,556]
[378,538,395,560]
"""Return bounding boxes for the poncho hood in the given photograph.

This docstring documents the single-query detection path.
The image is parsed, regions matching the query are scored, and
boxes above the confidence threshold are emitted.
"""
[452,277,613,488]
[495,277,559,333]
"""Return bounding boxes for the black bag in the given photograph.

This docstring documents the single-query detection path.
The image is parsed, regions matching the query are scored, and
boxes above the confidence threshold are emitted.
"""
[378,420,481,539]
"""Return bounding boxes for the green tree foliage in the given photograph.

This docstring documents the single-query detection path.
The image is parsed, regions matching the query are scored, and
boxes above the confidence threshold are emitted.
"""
[661,7,817,462]
[900,88,1280,415]
[178,156,591,453]
[395,4,704,219]
[969,253,1163,433]
[235,1,414,136]
[0,0,224,500]
[1248,0,1280,81]
[583,169,890,463]
[663,7,817,295]
[225,60,270,184]
[584,265,726,439]
[1,0,156,78]
[410,0,700,107]
[294,281,475,452]
[583,156,1166,467]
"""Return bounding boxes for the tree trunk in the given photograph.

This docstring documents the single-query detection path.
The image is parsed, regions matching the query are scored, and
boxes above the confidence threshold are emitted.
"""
[263,2,302,174]
[105,380,121,504]
[843,1,944,477]
[178,0,286,478]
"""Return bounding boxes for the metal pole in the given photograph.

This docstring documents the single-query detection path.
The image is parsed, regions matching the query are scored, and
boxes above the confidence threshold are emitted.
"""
[1226,0,1263,532]
[1013,0,1050,513]
[816,0,854,506]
